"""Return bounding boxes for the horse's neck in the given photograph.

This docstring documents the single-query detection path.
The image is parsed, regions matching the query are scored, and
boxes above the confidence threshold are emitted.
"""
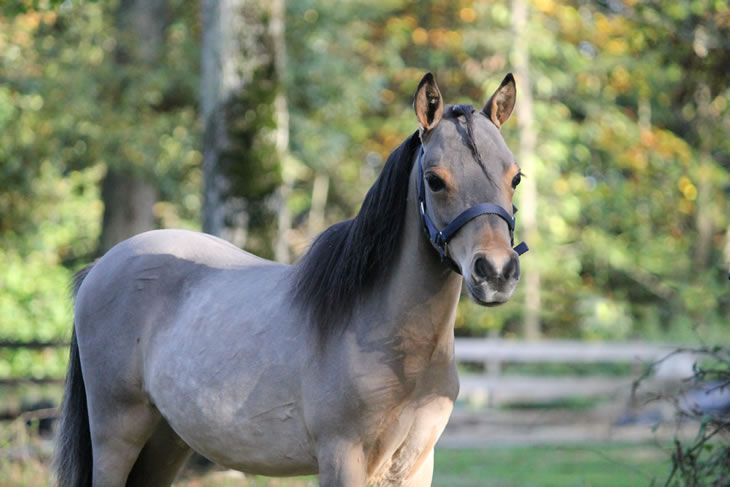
[361,160,463,362]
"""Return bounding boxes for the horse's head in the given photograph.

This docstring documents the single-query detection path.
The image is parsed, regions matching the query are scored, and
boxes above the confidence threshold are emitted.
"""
[413,72,525,306]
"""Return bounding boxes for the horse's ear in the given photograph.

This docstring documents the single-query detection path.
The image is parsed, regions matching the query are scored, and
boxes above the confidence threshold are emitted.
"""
[413,72,444,133]
[482,73,516,129]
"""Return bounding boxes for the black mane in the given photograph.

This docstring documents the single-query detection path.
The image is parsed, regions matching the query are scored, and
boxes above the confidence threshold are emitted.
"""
[291,132,421,341]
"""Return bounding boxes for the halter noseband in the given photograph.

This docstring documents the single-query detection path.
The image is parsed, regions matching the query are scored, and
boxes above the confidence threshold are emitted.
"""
[417,105,529,274]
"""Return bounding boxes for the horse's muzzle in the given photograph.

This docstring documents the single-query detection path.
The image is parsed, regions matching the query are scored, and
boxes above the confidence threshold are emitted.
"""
[465,251,520,305]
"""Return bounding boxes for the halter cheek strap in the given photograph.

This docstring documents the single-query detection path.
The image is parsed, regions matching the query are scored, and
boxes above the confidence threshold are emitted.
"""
[417,147,529,274]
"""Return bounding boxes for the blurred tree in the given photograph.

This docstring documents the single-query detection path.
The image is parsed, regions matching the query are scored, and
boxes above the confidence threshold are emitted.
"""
[512,0,541,340]
[1,0,65,16]
[527,0,729,339]
[1,0,728,383]
[0,1,201,377]
[98,0,166,253]
[271,0,294,264]
[201,0,281,253]
[632,1,730,273]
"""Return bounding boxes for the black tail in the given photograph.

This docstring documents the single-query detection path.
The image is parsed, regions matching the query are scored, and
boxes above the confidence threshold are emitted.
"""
[53,265,94,487]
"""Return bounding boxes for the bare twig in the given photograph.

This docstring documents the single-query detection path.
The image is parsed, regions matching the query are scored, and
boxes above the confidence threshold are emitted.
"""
[637,345,730,486]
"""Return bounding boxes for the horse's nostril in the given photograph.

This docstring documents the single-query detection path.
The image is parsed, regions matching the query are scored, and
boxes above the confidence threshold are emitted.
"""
[473,254,520,283]
[473,256,495,281]
[502,254,520,280]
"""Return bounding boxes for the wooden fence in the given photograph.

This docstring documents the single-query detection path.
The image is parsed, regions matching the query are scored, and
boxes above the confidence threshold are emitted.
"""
[454,338,694,405]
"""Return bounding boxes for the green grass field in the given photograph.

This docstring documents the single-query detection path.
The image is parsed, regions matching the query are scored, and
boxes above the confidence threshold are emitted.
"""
[433,444,670,487]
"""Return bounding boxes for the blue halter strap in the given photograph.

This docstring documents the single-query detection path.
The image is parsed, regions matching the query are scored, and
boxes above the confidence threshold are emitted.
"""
[416,110,529,274]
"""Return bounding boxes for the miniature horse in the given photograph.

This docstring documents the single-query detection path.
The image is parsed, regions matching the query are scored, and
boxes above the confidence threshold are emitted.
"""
[54,72,525,487]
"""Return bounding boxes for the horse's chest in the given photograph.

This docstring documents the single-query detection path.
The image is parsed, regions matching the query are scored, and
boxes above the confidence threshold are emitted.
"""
[366,395,454,486]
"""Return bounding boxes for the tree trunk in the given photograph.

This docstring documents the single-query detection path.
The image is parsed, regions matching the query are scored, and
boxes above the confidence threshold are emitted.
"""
[201,0,275,248]
[308,171,329,238]
[271,0,293,264]
[99,170,158,252]
[723,222,730,279]
[98,0,166,253]
[693,83,714,270]
[512,0,541,340]
[694,159,713,269]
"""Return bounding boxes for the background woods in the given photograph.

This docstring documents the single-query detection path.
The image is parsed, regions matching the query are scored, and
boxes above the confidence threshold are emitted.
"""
[0,0,728,407]
[1,1,729,485]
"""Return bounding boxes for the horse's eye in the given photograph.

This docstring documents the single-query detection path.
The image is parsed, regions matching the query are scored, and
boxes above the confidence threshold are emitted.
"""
[426,173,446,192]
[511,173,522,189]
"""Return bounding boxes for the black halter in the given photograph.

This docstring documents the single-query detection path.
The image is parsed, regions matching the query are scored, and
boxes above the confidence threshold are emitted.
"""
[417,106,529,274]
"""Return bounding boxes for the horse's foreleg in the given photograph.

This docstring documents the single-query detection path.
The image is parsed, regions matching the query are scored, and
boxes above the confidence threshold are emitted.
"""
[405,449,434,487]
[317,440,367,487]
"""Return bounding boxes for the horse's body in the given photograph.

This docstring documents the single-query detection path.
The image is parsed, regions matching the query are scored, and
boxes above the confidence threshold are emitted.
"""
[54,73,523,486]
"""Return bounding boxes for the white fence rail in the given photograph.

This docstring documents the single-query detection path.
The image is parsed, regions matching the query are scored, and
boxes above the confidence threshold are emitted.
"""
[453,339,694,405]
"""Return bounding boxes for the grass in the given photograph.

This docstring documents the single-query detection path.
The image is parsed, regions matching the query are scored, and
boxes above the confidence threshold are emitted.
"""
[433,444,671,487]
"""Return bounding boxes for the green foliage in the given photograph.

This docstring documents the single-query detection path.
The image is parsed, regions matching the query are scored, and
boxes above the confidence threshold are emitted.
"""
[0,1,200,377]
[1,0,68,17]
[0,0,728,381]
[0,153,102,378]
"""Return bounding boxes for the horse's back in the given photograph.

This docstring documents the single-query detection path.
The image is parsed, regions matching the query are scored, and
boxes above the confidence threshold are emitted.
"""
[79,228,270,302]
[103,228,271,268]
